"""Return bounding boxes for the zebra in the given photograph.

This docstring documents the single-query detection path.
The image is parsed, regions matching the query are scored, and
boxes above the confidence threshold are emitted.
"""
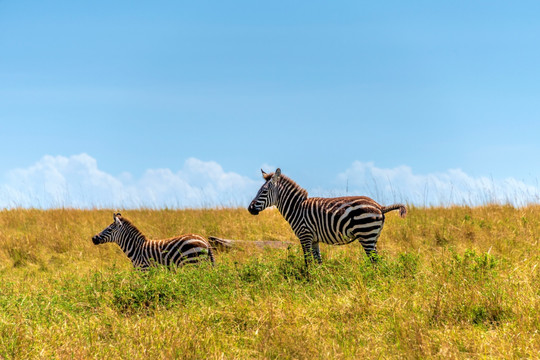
[247,168,406,265]
[92,213,214,269]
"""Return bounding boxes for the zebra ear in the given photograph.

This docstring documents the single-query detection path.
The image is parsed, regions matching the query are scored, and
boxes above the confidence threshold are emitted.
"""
[262,169,273,181]
[271,168,281,182]
[114,213,122,225]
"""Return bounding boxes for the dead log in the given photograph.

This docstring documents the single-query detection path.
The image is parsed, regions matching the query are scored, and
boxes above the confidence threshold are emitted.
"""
[208,236,294,251]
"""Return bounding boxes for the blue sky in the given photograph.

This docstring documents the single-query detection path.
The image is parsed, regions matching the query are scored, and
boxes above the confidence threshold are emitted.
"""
[1,1,539,208]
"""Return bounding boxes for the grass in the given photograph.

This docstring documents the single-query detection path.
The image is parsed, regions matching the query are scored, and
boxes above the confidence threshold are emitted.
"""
[0,206,538,359]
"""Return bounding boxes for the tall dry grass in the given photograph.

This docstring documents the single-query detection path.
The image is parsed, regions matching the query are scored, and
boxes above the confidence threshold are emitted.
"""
[0,206,538,359]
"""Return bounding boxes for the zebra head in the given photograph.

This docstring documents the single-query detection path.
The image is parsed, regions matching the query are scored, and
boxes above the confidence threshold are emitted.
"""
[248,168,281,215]
[92,213,124,245]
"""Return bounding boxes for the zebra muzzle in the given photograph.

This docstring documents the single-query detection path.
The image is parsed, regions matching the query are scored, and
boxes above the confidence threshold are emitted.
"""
[247,205,260,215]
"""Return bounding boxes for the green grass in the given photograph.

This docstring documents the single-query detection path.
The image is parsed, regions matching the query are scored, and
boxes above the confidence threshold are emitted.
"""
[0,206,538,358]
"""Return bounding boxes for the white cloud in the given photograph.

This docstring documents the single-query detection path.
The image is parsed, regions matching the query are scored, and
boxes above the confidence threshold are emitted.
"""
[0,155,538,209]
[334,161,540,207]
[0,154,260,209]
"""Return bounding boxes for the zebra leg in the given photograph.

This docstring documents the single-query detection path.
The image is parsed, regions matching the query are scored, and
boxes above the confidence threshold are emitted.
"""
[133,257,151,270]
[365,248,378,263]
[299,236,315,266]
[359,237,380,263]
[311,241,322,264]
[207,247,215,266]
[136,263,151,271]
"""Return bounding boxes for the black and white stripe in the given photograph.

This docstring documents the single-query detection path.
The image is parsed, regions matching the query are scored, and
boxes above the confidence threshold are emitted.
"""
[248,169,406,264]
[92,213,214,269]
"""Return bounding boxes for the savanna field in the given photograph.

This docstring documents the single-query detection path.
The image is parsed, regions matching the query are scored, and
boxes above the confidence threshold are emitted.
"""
[0,206,538,359]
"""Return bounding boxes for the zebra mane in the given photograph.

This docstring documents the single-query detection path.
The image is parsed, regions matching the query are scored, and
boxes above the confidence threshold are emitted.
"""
[276,173,309,200]
[117,216,148,240]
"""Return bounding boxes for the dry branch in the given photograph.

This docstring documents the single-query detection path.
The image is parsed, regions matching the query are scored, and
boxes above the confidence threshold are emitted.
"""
[208,236,294,251]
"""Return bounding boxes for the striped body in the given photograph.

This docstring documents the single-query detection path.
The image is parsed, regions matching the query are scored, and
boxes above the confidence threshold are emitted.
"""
[248,169,406,264]
[92,213,214,269]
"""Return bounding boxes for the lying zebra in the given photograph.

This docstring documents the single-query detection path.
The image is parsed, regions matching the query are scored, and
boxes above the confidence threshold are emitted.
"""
[92,213,214,269]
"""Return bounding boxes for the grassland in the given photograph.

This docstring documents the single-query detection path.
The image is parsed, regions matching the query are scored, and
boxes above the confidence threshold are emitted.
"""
[0,206,538,359]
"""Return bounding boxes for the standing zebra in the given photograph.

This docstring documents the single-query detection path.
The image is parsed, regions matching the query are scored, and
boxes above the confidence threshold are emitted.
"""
[248,169,406,265]
[92,213,214,269]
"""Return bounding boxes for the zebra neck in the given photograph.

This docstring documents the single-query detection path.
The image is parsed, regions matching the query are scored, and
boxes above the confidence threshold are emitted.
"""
[116,227,146,259]
[276,179,307,230]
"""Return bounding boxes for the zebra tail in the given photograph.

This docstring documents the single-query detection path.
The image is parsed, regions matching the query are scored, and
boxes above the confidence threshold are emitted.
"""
[382,204,407,218]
